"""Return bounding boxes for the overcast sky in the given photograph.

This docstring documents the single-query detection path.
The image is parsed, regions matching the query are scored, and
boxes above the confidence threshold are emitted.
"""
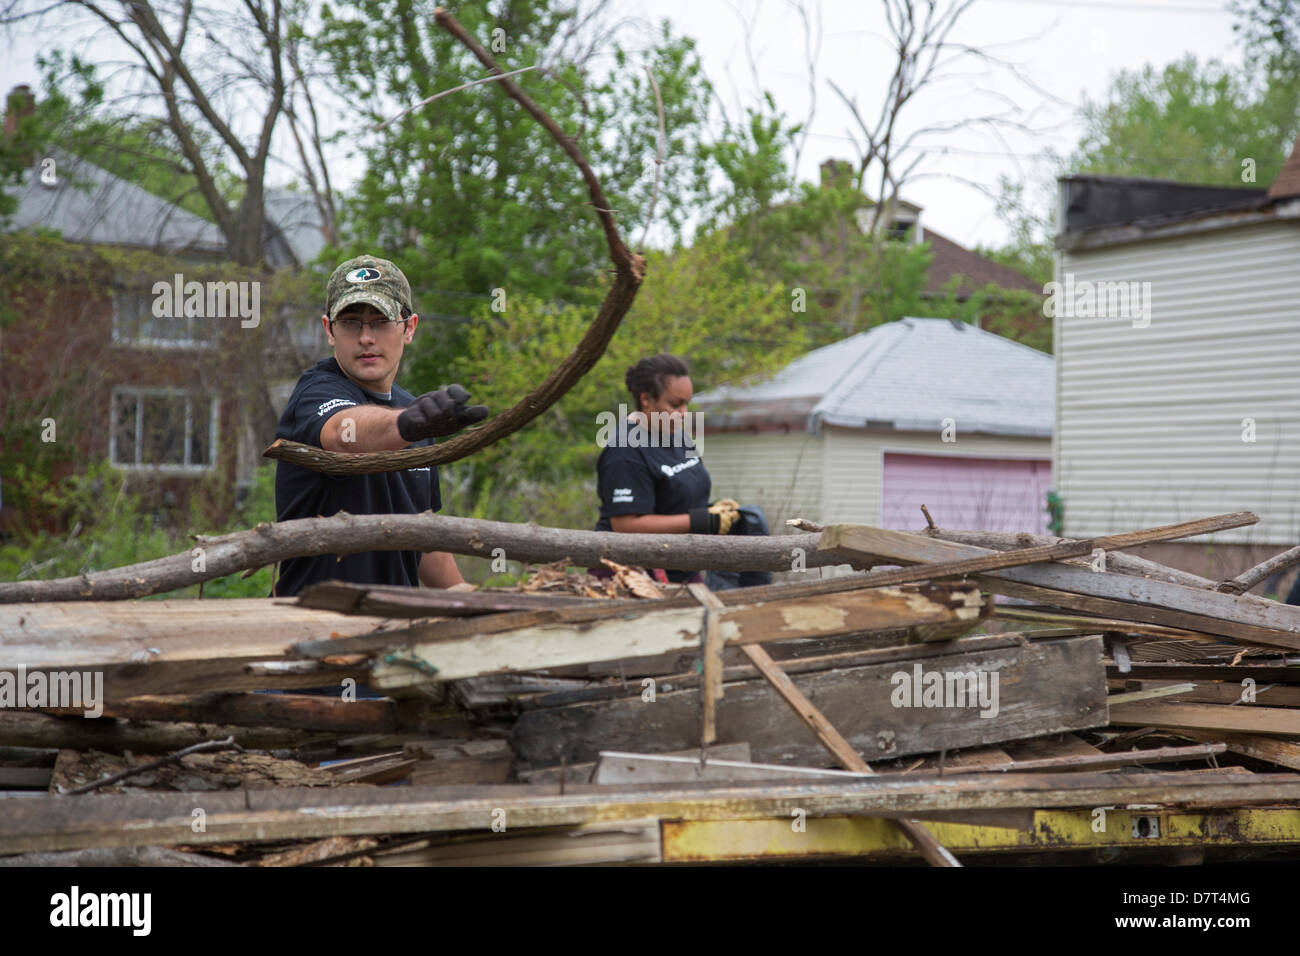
[1,0,1245,250]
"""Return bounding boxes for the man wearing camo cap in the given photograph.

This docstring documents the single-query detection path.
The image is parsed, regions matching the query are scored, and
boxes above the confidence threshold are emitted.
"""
[272,254,488,596]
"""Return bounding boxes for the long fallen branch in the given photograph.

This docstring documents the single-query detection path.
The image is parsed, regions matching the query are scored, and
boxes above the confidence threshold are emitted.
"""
[263,8,645,476]
[0,511,1260,605]
[0,515,849,603]
[1216,545,1300,595]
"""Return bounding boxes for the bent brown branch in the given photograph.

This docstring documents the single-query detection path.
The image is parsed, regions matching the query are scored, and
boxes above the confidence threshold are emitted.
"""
[263,7,645,477]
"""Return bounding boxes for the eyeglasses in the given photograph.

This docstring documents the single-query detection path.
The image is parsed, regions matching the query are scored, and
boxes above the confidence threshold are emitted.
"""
[331,316,408,336]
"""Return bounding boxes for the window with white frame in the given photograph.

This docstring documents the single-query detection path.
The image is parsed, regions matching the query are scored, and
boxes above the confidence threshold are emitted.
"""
[110,387,218,471]
[111,284,217,348]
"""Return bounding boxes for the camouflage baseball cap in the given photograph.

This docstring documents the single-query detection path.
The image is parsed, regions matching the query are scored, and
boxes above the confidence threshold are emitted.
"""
[326,255,414,324]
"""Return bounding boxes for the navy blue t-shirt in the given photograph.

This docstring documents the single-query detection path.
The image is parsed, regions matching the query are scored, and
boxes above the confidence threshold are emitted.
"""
[273,358,441,597]
[595,423,711,582]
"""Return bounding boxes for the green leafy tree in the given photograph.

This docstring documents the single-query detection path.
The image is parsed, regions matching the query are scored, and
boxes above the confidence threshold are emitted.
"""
[1069,54,1298,186]
[312,1,717,385]
[439,226,809,529]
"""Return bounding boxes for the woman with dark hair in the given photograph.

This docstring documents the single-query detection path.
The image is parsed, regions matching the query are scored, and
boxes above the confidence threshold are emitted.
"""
[593,353,770,587]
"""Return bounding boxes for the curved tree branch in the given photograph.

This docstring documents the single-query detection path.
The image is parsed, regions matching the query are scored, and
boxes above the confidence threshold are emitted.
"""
[263,7,646,476]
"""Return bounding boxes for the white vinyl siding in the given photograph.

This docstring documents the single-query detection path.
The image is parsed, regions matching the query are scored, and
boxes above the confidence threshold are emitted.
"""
[698,431,824,527]
[1057,221,1300,545]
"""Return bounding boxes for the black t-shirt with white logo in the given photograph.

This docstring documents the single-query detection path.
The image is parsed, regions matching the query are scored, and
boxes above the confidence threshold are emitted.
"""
[273,358,441,597]
[594,424,711,582]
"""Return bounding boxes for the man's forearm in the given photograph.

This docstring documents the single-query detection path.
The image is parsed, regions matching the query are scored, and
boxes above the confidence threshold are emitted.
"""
[320,404,407,452]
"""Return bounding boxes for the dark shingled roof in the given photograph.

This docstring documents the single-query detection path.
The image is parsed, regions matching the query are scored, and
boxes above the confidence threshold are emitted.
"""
[921,227,1042,297]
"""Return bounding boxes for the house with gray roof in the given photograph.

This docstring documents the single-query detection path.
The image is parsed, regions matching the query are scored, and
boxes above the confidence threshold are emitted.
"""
[694,317,1054,533]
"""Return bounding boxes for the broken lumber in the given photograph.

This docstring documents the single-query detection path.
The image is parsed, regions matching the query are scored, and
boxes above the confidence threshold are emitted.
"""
[0,711,340,754]
[55,693,397,734]
[509,635,1107,766]
[2,770,1296,854]
[0,598,380,697]
[371,583,986,690]
[1180,731,1300,771]
[819,512,1255,591]
[925,529,1217,589]
[822,526,1300,651]
[1108,701,1300,736]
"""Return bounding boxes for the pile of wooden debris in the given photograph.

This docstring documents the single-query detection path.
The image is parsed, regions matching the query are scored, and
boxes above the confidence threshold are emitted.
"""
[2,511,1299,867]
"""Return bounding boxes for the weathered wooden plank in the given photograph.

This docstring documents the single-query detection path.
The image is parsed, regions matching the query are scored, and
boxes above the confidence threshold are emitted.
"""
[0,599,385,697]
[297,581,608,616]
[0,767,52,788]
[0,770,1295,854]
[1168,683,1300,707]
[1180,731,1300,771]
[372,584,986,689]
[821,526,1300,650]
[993,579,1300,651]
[292,577,983,660]
[517,635,1027,712]
[519,744,751,785]
[43,693,398,734]
[1107,683,1197,705]
[1108,662,1300,683]
[0,711,340,754]
[687,584,725,747]
[1109,701,1300,736]
[818,512,1256,591]
[509,636,1107,767]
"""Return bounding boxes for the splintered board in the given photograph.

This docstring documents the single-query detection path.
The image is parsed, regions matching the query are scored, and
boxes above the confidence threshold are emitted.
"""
[510,635,1107,767]
[371,584,986,689]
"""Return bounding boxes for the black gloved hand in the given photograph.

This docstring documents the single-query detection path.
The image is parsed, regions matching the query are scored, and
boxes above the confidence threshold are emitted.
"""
[397,384,489,441]
[689,500,742,535]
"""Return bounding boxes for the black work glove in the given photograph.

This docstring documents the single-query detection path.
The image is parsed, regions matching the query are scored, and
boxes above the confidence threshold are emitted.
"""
[688,500,741,534]
[397,384,489,441]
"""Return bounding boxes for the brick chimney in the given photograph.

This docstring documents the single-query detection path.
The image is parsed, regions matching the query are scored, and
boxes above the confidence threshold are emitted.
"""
[819,158,854,190]
[4,85,37,169]
[4,84,35,140]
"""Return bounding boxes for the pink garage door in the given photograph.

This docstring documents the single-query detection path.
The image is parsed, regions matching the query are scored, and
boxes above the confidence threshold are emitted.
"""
[881,453,1052,533]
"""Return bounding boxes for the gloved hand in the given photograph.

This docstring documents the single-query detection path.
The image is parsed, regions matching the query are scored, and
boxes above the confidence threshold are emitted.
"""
[689,498,741,534]
[397,384,489,441]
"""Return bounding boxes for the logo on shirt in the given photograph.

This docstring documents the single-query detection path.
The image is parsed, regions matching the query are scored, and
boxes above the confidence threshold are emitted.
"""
[346,267,383,283]
[611,487,634,503]
[316,397,358,417]
[660,458,701,478]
